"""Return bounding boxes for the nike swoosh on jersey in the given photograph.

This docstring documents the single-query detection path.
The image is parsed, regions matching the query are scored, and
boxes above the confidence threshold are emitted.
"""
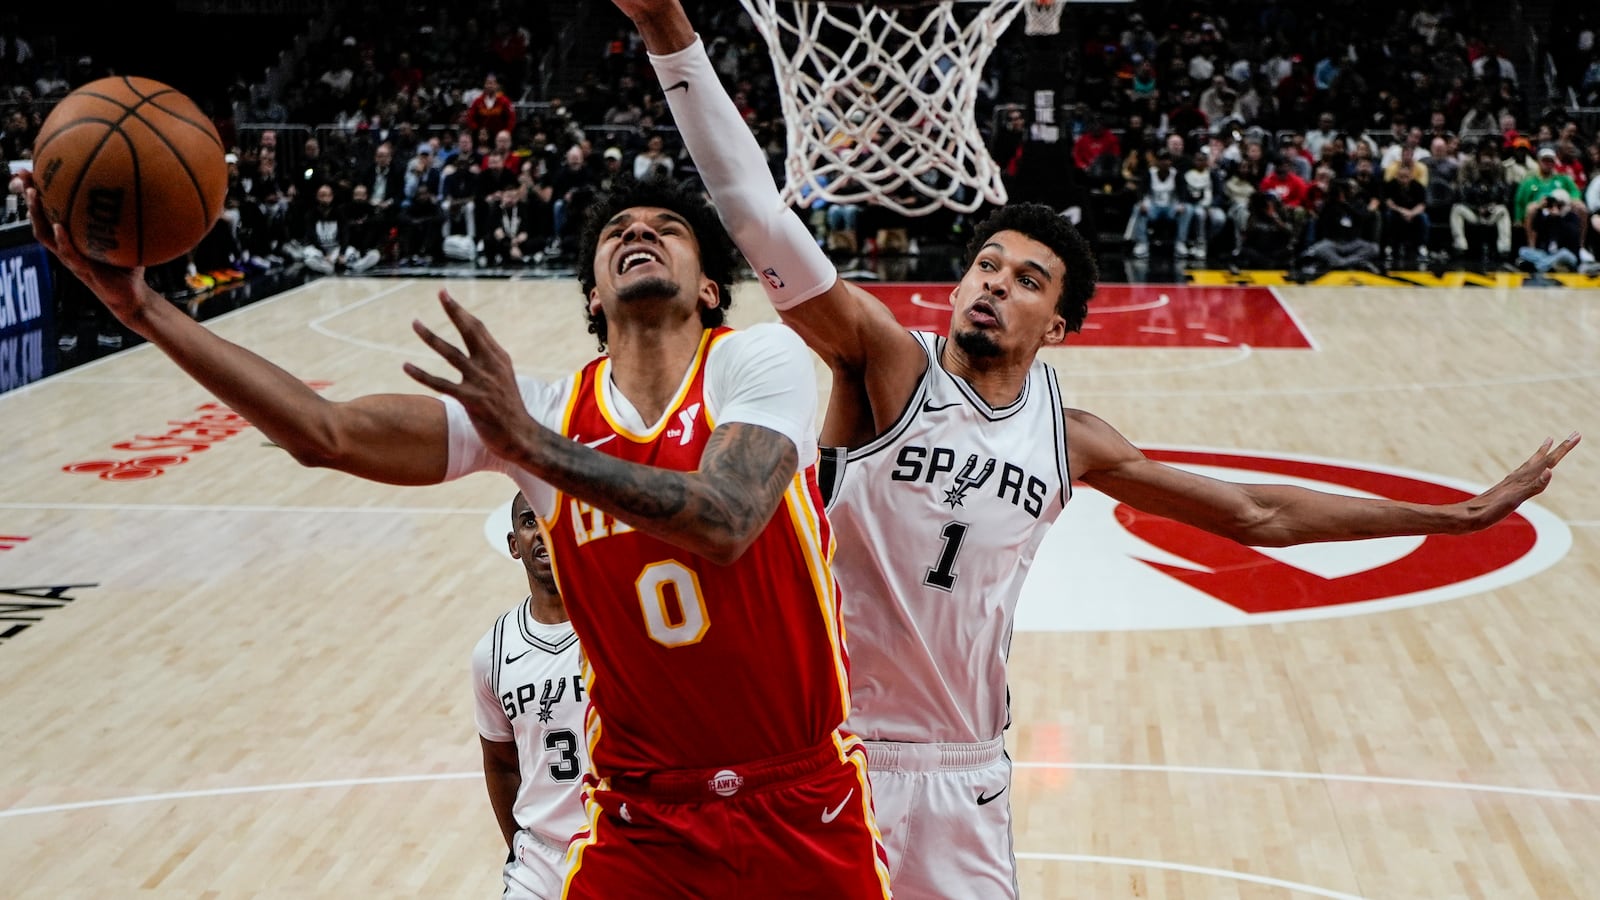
[976,787,1006,806]
[665,79,689,93]
[820,788,855,823]
[505,648,534,664]
[576,434,616,449]
[922,400,961,413]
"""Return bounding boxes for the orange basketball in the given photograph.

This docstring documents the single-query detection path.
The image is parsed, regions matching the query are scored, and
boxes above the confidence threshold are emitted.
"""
[31,76,228,268]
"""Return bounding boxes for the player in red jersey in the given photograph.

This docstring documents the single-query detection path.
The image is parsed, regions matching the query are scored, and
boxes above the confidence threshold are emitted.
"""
[22,169,891,898]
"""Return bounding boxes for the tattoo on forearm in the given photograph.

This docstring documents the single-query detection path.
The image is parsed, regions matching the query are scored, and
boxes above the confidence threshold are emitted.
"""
[539,423,796,546]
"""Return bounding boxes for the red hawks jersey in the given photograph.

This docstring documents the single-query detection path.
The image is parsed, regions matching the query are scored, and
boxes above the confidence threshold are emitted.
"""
[541,327,850,776]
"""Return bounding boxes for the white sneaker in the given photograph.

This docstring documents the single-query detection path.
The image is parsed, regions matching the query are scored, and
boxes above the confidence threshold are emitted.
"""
[1582,248,1596,264]
[1175,242,1190,258]
[350,249,381,273]
[1132,242,1149,259]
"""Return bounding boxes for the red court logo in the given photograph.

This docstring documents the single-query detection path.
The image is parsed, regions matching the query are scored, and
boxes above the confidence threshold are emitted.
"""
[1016,448,1571,631]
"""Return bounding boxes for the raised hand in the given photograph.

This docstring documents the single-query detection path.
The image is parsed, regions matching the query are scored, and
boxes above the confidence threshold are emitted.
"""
[404,291,539,464]
[1459,433,1582,532]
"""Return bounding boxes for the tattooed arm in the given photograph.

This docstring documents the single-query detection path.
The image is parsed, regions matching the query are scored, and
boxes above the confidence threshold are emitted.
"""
[409,295,814,564]
[504,421,797,565]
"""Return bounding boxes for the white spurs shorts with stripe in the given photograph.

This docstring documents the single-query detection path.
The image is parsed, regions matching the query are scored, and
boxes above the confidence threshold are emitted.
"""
[501,828,570,900]
[864,737,1018,899]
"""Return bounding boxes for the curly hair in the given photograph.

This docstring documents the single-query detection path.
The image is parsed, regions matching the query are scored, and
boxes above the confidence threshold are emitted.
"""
[964,203,1098,334]
[576,176,739,351]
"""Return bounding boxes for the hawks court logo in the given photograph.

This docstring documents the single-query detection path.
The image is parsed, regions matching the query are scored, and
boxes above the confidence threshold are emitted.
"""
[1017,447,1572,631]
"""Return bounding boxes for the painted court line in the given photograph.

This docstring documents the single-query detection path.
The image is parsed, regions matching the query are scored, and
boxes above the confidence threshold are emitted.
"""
[0,502,487,516]
[1013,762,1600,803]
[1013,853,1367,900]
[6,762,1595,820]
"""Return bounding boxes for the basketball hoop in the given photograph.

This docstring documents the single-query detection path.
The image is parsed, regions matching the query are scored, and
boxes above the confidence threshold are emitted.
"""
[736,0,1029,217]
[1022,0,1063,36]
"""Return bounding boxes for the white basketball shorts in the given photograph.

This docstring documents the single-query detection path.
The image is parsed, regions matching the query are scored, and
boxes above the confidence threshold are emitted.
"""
[864,737,1018,899]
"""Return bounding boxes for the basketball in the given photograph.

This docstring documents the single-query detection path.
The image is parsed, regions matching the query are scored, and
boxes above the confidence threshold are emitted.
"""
[31,76,228,268]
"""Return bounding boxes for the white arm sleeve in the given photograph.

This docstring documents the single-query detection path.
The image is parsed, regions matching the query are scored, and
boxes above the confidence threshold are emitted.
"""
[650,35,837,310]
[704,324,819,469]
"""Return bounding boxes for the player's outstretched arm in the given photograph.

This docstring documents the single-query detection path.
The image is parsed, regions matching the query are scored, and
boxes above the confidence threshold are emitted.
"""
[1069,408,1581,547]
[618,0,924,395]
[408,295,797,565]
[23,176,450,486]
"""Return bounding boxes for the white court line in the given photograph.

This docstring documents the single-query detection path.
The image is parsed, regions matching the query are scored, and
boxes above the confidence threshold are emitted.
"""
[1268,284,1323,352]
[0,279,332,401]
[0,502,487,516]
[1068,367,1600,397]
[0,773,479,819]
[5,761,1595,820]
[1013,853,1367,900]
[1013,761,1600,803]
[307,280,423,355]
[1056,344,1254,376]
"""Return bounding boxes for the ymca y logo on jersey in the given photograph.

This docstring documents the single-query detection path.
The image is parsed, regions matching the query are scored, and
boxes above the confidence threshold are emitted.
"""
[1017,448,1571,631]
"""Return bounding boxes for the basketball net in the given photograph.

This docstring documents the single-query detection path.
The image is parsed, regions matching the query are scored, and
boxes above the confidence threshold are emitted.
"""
[1022,0,1063,36]
[737,0,1028,217]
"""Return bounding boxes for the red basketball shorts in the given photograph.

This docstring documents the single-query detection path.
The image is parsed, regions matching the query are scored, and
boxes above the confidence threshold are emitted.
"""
[562,734,893,898]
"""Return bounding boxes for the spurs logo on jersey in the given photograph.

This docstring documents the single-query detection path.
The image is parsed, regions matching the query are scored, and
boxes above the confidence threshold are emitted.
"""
[888,447,1050,516]
[473,599,589,847]
[820,331,1071,745]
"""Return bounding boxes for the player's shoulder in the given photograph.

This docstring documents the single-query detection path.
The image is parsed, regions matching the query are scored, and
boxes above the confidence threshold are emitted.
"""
[708,321,810,363]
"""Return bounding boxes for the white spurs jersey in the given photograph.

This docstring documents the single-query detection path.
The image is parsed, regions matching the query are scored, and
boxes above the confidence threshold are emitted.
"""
[820,331,1071,744]
[472,600,588,850]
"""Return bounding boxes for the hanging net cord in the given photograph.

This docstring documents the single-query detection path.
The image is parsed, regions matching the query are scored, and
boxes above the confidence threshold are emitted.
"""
[1023,0,1063,36]
[739,0,1027,216]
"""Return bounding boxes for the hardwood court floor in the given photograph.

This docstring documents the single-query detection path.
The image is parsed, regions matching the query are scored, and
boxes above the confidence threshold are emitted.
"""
[1,276,1596,899]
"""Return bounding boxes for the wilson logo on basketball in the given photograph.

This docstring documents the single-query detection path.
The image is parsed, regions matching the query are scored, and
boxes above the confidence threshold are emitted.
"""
[85,187,125,255]
[1016,448,1571,631]
[63,383,332,481]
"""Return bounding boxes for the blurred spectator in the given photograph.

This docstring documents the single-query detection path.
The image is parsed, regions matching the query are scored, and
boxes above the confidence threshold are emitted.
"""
[483,187,537,266]
[1073,115,1122,189]
[1518,189,1581,282]
[399,183,446,265]
[357,142,406,231]
[1127,150,1194,259]
[0,110,33,162]
[1181,149,1225,259]
[541,144,599,257]
[1382,163,1430,261]
[1514,147,1581,225]
[1231,191,1296,271]
[1298,177,1382,275]
[1451,141,1512,260]
[340,184,385,271]
[464,74,516,143]
[633,132,675,182]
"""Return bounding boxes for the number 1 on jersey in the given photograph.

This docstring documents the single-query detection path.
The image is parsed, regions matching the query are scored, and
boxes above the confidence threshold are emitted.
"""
[924,521,968,592]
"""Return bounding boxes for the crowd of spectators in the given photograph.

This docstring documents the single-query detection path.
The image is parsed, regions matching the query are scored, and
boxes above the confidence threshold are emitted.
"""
[4,1,1600,284]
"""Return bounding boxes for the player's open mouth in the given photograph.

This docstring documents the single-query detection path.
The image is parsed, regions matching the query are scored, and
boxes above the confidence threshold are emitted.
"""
[617,249,664,274]
[533,543,550,562]
[967,298,999,327]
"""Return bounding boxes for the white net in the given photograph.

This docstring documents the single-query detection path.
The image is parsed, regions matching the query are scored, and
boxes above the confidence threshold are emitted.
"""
[1022,0,1063,36]
[737,0,1029,217]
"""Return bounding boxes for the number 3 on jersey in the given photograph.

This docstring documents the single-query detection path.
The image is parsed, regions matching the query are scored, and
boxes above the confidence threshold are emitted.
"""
[636,561,711,647]
[925,521,969,592]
